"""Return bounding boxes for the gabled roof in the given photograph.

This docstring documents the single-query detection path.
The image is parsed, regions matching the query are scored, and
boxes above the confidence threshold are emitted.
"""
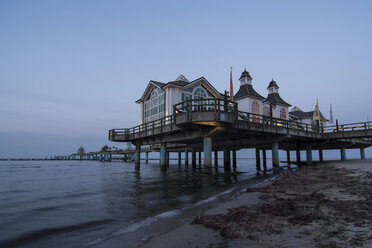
[136,80,165,103]
[185,77,223,99]
[152,80,166,88]
[289,110,328,121]
[163,80,190,88]
[264,93,291,107]
[234,84,265,100]
[162,74,190,89]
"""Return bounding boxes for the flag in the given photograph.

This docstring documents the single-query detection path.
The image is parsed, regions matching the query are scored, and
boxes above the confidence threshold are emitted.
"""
[329,104,334,124]
[313,99,321,121]
[230,67,234,101]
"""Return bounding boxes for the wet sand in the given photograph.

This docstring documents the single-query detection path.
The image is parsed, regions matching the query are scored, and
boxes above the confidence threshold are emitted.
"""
[141,159,372,248]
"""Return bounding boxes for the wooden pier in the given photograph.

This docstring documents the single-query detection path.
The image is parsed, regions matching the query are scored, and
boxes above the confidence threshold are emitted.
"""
[109,98,372,170]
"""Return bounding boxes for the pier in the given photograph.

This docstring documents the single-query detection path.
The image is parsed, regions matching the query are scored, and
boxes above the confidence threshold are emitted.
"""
[109,98,372,170]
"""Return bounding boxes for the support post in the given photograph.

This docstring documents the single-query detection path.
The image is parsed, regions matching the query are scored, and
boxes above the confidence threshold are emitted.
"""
[286,150,290,164]
[185,150,189,166]
[145,152,149,163]
[306,146,312,165]
[135,146,141,168]
[272,142,279,168]
[262,149,267,171]
[203,137,212,168]
[199,151,202,166]
[256,148,261,171]
[340,147,346,161]
[214,150,218,167]
[318,149,323,162]
[192,148,196,167]
[224,147,230,169]
[178,151,182,166]
[296,148,301,166]
[160,143,166,168]
[166,151,170,166]
[360,148,366,160]
[232,149,237,169]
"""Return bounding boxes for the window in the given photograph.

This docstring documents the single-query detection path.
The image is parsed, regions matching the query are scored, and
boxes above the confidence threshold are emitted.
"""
[263,106,270,116]
[193,86,208,110]
[280,108,287,120]
[193,87,207,99]
[144,86,165,123]
[252,101,260,123]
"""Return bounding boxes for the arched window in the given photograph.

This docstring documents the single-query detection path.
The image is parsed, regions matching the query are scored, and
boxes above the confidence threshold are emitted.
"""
[252,101,260,123]
[263,106,270,116]
[193,86,208,110]
[144,86,165,123]
[280,108,287,119]
[193,87,207,99]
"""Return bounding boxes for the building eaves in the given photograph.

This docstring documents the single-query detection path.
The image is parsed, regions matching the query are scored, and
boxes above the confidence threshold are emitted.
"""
[234,84,265,101]
[264,93,291,107]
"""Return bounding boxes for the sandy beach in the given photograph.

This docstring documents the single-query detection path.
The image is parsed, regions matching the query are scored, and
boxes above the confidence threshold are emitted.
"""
[140,159,372,248]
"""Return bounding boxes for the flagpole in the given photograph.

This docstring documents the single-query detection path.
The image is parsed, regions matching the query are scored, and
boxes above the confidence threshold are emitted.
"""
[230,67,234,102]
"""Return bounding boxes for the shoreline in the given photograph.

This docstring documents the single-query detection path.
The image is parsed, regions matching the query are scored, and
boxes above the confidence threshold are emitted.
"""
[138,159,372,248]
[90,167,284,248]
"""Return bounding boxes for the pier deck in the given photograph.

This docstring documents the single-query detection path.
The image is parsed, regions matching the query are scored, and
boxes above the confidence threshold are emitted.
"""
[109,99,372,168]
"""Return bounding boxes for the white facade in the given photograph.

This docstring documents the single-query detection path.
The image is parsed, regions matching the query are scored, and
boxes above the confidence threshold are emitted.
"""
[136,75,222,124]
[262,103,289,120]
[236,97,264,116]
[234,70,265,117]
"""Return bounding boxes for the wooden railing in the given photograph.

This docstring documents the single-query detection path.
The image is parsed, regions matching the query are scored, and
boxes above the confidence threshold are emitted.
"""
[323,121,372,133]
[109,115,175,140]
[109,99,372,141]
[173,98,238,115]
[237,111,318,132]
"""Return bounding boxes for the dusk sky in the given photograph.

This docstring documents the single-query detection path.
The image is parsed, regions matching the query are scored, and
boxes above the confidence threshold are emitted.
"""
[1,0,371,157]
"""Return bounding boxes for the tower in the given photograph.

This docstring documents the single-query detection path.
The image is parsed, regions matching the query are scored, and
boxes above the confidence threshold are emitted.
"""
[239,69,253,85]
[267,79,279,94]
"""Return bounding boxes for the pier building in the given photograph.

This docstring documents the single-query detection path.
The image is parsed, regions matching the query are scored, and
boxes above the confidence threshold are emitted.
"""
[109,69,372,171]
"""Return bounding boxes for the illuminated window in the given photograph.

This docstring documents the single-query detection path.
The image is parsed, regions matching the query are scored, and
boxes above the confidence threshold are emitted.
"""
[280,108,287,119]
[252,101,260,123]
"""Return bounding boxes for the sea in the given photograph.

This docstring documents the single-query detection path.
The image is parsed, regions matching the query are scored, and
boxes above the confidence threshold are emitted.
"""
[0,150,367,248]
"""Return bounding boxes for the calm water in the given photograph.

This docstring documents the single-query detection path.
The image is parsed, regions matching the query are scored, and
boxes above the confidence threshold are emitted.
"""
[0,159,263,248]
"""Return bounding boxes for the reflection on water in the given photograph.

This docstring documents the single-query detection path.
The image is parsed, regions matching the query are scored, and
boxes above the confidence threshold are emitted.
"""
[0,159,260,248]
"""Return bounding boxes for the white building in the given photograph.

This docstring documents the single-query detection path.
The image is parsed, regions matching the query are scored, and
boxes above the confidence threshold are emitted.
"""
[233,70,266,121]
[135,74,224,124]
[289,106,328,126]
[135,70,327,126]
[262,79,291,120]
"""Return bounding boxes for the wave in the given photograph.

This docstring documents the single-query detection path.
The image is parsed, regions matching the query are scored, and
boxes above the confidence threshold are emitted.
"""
[87,186,239,247]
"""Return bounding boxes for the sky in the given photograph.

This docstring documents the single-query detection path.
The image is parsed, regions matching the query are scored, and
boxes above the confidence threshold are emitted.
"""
[1,0,372,158]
